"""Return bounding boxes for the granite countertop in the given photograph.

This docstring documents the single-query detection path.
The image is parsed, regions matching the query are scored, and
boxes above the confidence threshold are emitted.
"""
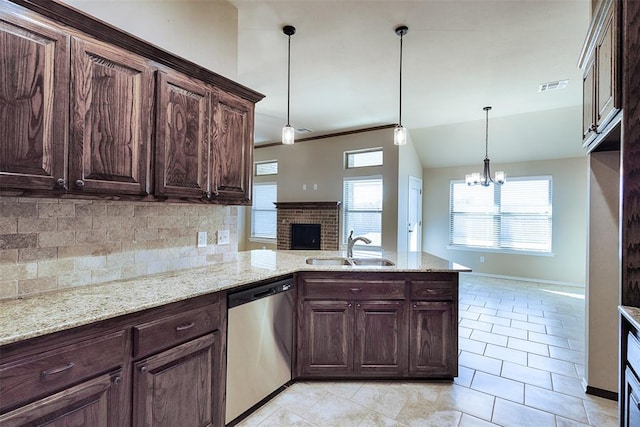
[0,250,470,346]
[620,305,640,331]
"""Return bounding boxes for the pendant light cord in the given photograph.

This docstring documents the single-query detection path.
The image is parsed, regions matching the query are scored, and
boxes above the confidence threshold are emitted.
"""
[286,33,291,127]
[399,32,403,127]
[484,106,491,160]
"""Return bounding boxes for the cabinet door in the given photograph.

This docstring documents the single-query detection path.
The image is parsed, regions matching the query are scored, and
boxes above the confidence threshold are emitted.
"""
[155,71,210,198]
[299,300,352,377]
[624,367,640,427]
[355,301,407,376]
[582,56,596,143]
[0,371,123,427]
[0,12,68,192]
[70,36,153,195]
[595,6,618,131]
[133,333,217,427]
[210,90,253,204]
[409,301,457,377]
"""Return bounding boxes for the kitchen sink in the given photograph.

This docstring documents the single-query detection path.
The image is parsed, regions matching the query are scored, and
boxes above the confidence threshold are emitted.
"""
[304,257,395,267]
[305,257,352,266]
[350,258,395,266]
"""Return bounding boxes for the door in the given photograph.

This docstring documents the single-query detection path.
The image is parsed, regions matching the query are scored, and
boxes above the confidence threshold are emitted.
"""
[0,371,122,427]
[408,176,423,252]
[0,12,68,192]
[355,301,406,376]
[133,333,217,427]
[409,301,457,377]
[300,300,352,376]
[155,70,210,198]
[210,89,253,203]
[70,36,153,195]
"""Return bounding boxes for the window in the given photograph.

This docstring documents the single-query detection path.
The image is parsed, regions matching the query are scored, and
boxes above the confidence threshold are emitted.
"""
[255,161,278,176]
[251,183,277,239]
[345,148,383,169]
[343,177,383,248]
[449,176,552,253]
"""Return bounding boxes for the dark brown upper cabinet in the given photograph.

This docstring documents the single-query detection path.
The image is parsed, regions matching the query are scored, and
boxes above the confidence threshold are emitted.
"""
[210,90,254,204]
[155,70,210,199]
[70,37,154,195]
[0,9,69,192]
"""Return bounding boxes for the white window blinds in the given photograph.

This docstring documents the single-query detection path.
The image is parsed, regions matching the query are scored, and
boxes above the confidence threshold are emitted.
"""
[449,176,552,252]
[343,177,383,247]
[251,183,277,239]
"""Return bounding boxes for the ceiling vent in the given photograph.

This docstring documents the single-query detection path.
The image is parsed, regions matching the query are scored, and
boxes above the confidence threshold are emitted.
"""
[539,80,569,92]
[296,128,313,134]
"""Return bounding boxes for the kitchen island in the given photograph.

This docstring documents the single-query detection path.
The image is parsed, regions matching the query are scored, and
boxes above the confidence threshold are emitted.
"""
[0,250,469,426]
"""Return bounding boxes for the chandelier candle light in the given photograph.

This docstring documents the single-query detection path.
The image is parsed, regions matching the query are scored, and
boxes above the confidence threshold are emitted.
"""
[394,25,408,146]
[465,106,506,186]
[282,25,296,145]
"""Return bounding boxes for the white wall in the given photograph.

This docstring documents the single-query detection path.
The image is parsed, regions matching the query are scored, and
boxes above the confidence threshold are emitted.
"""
[585,151,620,393]
[248,128,401,252]
[423,157,588,285]
[61,0,238,80]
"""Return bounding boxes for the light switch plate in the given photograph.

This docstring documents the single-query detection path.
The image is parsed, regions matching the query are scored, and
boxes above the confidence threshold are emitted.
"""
[197,231,207,248]
[217,229,230,245]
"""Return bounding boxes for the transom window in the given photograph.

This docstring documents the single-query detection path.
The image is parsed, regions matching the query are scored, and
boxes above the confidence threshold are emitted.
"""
[255,161,278,176]
[449,176,552,253]
[345,148,383,169]
[343,176,383,248]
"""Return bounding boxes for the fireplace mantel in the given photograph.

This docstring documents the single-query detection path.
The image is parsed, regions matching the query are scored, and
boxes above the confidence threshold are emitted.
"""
[274,201,341,210]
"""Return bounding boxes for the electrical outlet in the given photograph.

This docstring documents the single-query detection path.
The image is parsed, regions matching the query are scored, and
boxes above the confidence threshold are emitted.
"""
[197,231,207,248]
[480,256,485,263]
[217,229,230,245]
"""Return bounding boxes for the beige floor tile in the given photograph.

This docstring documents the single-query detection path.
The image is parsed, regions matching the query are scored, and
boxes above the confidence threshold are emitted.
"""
[435,383,495,421]
[350,382,409,419]
[269,382,328,417]
[471,371,524,403]
[492,397,556,426]
[304,381,364,399]
[582,395,619,427]
[459,413,499,426]
[259,407,315,427]
[524,384,589,424]
[300,393,371,427]
[357,411,406,426]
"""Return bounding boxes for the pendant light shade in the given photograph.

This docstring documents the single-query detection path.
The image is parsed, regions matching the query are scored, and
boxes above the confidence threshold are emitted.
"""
[282,25,296,145]
[394,25,408,146]
[465,106,506,186]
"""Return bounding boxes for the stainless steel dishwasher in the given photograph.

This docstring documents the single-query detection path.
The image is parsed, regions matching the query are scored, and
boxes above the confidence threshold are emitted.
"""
[225,277,294,425]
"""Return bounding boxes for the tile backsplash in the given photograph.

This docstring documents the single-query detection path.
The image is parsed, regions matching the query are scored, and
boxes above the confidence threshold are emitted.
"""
[0,197,238,299]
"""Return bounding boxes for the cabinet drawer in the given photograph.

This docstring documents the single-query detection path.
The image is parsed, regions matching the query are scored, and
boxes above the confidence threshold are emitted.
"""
[301,278,405,300]
[410,281,454,300]
[628,332,640,377]
[133,303,219,358]
[0,330,125,412]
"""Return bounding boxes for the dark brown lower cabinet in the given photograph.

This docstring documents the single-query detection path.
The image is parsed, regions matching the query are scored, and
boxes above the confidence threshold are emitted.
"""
[409,301,457,377]
[0,370,123,427]
[133,333,218,427]
[296,271,458,379]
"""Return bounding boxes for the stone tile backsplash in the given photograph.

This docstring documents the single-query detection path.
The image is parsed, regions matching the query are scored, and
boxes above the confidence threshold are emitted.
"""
[0,196,238,299]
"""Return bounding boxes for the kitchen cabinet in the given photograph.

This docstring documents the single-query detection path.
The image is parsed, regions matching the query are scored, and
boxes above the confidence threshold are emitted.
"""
[155,70,211,199]
[620,311,640,427]
[579,0,621,151]
[0,0,263,203]
[70,36,154,195]
[0,8,68,192]
[0,293,226,427]
[0,329,129,426]
[296,271,456,379]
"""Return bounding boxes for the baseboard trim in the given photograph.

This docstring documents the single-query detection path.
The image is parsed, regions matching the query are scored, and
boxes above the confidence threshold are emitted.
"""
[461,272,585,288]
[585,385,618,401]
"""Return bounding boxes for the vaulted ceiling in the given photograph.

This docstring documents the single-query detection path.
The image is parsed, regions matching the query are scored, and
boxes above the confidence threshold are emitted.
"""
[230,0,591,167]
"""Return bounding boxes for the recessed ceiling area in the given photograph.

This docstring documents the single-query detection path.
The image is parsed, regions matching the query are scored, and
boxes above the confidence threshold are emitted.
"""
[230,0,591,167]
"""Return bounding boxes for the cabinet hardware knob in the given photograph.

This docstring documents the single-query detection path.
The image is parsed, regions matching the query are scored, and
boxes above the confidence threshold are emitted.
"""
[413,304,418,308]
[204,192,212,200]
[349,288,362,293]
[75,179,85,188]
[589,123,601,134]
[113,376,122,385]
[175,322,195,331]
[41,362,75,377]
[348,303,352,308]
[140,366,147,373]
[357,303,361,308]
[55,178,66,188]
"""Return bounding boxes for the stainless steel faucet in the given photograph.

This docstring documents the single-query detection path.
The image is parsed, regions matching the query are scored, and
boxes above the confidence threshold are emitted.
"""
[347,230,372,257]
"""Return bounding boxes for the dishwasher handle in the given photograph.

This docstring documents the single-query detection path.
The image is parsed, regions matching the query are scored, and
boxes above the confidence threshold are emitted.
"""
[228,277,294,308]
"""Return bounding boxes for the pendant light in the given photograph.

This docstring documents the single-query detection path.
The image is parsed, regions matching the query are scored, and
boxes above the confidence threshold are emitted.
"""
[465,106,506,186]
[394,25,408,146]
[282,25,296,145]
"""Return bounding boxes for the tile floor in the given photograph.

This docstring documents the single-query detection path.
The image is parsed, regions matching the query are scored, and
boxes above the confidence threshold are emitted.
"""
[237,274,619,427]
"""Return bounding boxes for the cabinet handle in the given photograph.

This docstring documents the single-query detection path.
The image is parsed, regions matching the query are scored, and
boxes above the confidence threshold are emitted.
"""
[41,362,75,377]
[349,288,362,293]
[75,179,85,188]
[175,322,195,331]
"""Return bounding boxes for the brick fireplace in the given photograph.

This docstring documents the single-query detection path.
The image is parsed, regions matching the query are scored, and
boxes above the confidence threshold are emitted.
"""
[274,201,341,250]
